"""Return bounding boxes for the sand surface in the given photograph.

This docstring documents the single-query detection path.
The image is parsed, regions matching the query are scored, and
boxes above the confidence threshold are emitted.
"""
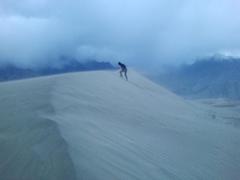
[0,70,240,180]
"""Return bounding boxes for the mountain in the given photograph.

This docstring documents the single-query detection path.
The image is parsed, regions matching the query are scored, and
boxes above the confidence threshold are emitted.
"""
[0,70,239,180]
[0,59,114,82]
[155,55,240,99]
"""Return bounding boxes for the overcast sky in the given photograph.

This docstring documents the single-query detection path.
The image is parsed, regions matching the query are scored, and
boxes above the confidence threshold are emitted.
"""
[0,0,240,71]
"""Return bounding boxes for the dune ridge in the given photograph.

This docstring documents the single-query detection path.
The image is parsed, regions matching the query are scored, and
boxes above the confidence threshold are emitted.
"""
[50,71,240,180]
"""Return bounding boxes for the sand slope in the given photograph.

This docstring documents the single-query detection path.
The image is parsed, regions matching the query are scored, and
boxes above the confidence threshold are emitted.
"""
[0,77,76,180]
[0,70,240,180]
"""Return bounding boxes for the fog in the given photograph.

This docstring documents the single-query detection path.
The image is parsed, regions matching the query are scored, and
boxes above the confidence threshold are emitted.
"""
[0,0,240,71]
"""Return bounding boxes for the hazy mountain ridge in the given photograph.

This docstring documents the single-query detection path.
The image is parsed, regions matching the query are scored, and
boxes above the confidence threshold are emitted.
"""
[156,56,240,99]
[0,58,114,82]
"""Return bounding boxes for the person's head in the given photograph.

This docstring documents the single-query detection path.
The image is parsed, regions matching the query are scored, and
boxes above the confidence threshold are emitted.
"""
[118,62,121,65]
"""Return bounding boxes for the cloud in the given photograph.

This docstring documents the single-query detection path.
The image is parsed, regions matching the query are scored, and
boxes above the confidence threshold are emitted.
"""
[74,45,123,62]
[0,0,240,70]
[0,15,77,67]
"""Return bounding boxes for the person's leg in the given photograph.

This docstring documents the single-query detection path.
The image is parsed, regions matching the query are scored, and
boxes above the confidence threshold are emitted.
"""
[124,69,128,81]
[120,69,123,77]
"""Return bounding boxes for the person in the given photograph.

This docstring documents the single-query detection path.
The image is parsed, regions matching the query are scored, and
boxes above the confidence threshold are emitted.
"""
[118,62,128,81]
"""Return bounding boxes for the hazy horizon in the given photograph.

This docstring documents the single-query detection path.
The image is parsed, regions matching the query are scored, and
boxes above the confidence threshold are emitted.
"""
[1,0,240,72]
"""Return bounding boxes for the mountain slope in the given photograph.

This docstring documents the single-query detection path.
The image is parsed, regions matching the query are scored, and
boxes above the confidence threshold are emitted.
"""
[156,56,240,99]
[0,70,240,180]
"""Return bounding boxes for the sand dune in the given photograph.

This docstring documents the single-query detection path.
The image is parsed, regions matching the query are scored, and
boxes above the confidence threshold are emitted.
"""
[0,70,240,180]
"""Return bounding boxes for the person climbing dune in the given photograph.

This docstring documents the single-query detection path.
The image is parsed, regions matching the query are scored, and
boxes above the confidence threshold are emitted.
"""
[118,62,128,81]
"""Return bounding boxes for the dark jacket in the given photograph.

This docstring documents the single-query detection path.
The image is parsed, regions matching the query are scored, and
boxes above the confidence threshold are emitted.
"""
[119,63,127,70]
